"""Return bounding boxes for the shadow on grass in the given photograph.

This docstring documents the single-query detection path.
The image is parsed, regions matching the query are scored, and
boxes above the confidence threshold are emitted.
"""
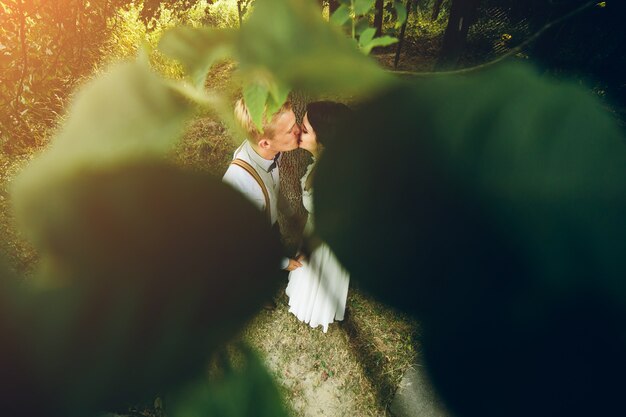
[341,290,420,412]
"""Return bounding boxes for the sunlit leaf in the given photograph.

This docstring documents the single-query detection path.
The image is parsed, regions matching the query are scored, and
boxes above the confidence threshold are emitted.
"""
[266,79,291,116]
[361,35,398,54]
[243,81,270,131]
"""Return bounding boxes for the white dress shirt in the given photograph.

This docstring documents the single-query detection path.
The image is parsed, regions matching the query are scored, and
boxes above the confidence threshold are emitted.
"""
[223,140,281,225]
[223,140,289,269]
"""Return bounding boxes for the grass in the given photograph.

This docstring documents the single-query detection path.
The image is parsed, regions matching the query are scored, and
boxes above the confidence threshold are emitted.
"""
[240,289,419,416]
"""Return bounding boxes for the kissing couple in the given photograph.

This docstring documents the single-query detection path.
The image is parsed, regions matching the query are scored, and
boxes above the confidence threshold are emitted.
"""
[223,98,351,333]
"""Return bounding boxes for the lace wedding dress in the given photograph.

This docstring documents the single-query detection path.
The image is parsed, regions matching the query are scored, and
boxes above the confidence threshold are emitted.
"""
[285,159,350,332]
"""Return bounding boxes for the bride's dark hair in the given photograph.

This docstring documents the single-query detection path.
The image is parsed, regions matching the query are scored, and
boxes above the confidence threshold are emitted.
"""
[306,101,352,145]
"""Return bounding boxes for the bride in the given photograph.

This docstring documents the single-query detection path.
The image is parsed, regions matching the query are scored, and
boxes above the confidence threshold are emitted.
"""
[285,101,351,333]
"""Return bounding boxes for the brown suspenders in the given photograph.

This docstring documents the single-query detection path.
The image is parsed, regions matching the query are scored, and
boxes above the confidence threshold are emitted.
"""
[230,158,272,223]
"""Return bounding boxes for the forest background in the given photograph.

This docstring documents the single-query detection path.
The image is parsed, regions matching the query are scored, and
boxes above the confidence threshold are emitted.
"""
[1,1,625,417]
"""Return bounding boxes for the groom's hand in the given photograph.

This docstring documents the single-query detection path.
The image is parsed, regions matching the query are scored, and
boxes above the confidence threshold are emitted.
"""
[284,258,303,271]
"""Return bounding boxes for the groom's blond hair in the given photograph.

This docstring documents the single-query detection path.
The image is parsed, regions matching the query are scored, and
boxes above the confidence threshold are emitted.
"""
[234,98,292,142]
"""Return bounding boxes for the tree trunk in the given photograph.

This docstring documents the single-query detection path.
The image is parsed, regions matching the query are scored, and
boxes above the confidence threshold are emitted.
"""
[329,0,340,16]
[395,0,421,69]
[435,0,480,71]
[278,91,311,254]
[374,0,384,37]
[431,0,444,21]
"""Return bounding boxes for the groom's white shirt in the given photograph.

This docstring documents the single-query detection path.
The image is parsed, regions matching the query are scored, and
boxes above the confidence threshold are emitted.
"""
[223,140,288,269]
[223,140,281,225]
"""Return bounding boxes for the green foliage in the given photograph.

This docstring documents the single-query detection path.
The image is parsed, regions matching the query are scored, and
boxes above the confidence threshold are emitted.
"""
[101,1,218,80]
[407,5,449,39]
[394,1,407,28]
[329,0,402,53]
[0,1,131,152]
[205,0,252,28]
[243,81,270,129]
[0,0,222,153]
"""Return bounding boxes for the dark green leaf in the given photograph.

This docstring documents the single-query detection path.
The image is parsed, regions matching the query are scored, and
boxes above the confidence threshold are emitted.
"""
[315,63,626,416]
[315,63,626,317]
[355,17,371,36]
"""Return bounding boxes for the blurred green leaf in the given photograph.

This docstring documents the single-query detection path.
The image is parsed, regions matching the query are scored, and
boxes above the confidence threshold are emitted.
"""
[315,63,626,317]
[315,62,626,417]
[11,60,198,247]
[158,26,236,88]
[267,79,290,117]
[354,0,375,15]
[330,4,351,26]
[243,81,270,131]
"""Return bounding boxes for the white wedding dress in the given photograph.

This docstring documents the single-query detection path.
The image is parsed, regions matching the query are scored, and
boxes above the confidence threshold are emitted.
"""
[285,159,350,332]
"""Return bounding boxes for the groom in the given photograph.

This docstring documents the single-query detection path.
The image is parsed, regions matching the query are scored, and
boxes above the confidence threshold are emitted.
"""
[223,98,303,272]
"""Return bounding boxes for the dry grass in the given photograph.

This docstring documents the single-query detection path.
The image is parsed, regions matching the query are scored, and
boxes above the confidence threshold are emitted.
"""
[240,288,418,417]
